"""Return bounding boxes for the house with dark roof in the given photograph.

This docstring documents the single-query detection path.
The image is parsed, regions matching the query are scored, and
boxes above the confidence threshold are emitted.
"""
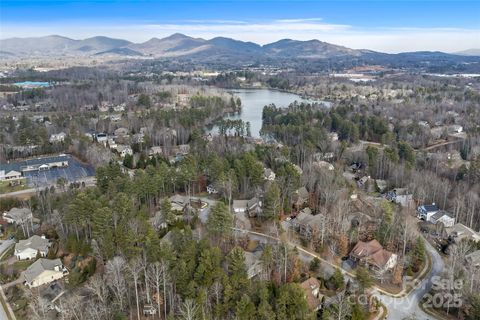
[349,240,397,274]
[417,203,439,221]
[430,210,455,227]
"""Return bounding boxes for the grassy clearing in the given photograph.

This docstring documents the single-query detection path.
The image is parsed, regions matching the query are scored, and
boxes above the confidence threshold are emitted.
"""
[0,179,28,194]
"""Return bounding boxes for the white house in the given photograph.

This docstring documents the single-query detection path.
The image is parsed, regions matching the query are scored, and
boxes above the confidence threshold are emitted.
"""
[430,210,455,227]
[417,204,439,221]
[232,197,262,217]
[115,145,133,158]
[0,170,22,181]
[49,132,66,143]
[24,258,68,288]
[15,235,50,260]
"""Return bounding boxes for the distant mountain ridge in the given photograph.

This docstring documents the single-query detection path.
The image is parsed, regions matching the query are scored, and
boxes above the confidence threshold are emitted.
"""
[0,33,365,59]
[1,33,478,71]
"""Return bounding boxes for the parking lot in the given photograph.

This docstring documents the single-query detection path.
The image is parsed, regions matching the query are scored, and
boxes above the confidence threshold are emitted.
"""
[2,155,95,188]
[26,160,94,187]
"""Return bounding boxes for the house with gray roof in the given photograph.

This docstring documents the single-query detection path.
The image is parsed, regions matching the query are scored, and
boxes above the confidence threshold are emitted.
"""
[3,207,33,224]
[15,235,50,260]
[430,210,455,227]
[24,258,68,288]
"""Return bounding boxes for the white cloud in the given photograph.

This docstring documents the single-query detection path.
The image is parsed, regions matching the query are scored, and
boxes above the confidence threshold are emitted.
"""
[1,19,479,53]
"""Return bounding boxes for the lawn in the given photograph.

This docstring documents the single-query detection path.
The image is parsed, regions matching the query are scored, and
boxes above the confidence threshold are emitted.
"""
[13,260,33,272]
[0,179,28,194]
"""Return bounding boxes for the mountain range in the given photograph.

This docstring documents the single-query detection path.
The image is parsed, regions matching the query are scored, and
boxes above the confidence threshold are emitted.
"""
[1,34,479,71]
[0,33,385,59]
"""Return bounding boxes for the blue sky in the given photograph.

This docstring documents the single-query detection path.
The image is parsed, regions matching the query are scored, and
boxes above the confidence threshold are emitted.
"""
[1,1,479,52]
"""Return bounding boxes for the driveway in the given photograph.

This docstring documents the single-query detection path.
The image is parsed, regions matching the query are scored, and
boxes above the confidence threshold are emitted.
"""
[193,196,218,224]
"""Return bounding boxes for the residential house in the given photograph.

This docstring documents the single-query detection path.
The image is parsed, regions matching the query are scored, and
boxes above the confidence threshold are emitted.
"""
[291,208,324,239]
[3,207,33,224]
[148,146,163,157]
[49,132,66,143]
[15,235,50,260]
[350,240,397,274]
[264,168,276,181]
[446,223,480,243]
[0,170,22,181]
[232,197,262,217]
[293,187,310,209]
[115,145,133,158]
[300,277,324,311]
[95,133,108,144]
[385,189,413,207]
[24,258,68,288]
[430,210,455,228]
[417,204,439,221]
[169,194,190,212]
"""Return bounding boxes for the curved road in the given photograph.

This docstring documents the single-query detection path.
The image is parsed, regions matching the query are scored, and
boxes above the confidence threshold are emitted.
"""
[373,239,444,320]
[233,228,443,320]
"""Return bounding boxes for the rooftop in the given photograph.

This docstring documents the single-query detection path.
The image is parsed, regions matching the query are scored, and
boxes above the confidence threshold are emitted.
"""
[24,258,64,283]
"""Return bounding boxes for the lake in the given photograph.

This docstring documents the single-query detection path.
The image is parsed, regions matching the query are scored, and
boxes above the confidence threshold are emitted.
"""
[213,88,331,138]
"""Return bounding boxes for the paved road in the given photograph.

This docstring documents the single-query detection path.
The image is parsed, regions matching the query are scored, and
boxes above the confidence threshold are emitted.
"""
[233,228,442,320]
[0,177,96,198]
[0,240,15,320]
[373,239,444,320]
